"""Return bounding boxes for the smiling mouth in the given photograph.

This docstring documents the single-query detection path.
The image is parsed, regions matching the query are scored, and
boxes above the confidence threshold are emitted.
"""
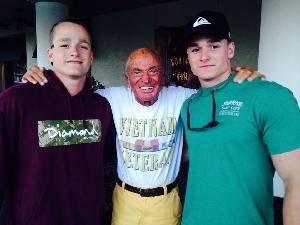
[67,61,83,64]
[201,65,214,68]
[140,86,154,92]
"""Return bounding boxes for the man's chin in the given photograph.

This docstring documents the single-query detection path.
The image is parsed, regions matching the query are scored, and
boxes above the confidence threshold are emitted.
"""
[135,95,158,106]
[140,93,159,100]
[65,71,88,80]
[69,74,86,80]
[196,74,216,82]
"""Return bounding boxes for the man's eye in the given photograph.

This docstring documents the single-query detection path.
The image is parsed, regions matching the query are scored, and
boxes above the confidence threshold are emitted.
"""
[191,48,199,53]
[211,45,220,50]
[60,44,69,48]
[80,45,89,50]
[148,69,159,75]
[133,71,142,75]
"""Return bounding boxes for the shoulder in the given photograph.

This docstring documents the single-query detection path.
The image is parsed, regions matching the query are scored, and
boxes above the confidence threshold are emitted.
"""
[181,91,198,109]
[233,78,296,101]
[0,83,41,115]
[84,91,113,122]
[161,86,196,98]
[0,83,40,102]
[225,78,293,101]
[95,93,111,105]
[235,80,299,120]
[95,86,132,106]
[238,78,288,91]
[95,86,129,96]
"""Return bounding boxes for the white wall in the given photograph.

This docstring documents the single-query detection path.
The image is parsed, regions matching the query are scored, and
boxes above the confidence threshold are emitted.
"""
[258,0,300,197]
[35,2,69,68]
[259,0,300,102]
[91,0,262,86]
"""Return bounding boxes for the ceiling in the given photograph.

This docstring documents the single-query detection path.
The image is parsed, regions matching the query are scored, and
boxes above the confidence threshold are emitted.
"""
[0,0,178,31]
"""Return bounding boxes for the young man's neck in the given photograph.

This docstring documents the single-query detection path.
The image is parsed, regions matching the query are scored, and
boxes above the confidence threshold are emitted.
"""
[200,70,232,88]
[55,72,87,96]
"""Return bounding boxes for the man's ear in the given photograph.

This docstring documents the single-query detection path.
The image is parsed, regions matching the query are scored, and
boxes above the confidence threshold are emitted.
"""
[47,48,53,63]
[124,73,131,87]
[228,41,235,59]
[90,51,94,64]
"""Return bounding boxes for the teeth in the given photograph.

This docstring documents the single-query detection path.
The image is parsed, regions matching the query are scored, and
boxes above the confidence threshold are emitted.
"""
[140,87,153,90]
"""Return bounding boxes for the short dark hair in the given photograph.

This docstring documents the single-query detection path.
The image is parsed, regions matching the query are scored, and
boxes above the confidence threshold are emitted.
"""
[49,17,92,47]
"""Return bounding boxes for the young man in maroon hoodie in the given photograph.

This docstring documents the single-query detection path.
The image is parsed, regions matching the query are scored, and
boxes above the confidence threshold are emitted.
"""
[0,18,113,225]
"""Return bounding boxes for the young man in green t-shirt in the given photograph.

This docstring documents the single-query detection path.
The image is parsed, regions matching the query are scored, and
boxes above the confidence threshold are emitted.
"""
[180,10,300,225]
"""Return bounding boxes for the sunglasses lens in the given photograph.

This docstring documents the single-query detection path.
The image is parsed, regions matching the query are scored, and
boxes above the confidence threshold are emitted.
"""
[187,90,219,132]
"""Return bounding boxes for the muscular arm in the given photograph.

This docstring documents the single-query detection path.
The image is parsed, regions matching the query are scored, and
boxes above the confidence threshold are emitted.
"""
[272,148,300,225]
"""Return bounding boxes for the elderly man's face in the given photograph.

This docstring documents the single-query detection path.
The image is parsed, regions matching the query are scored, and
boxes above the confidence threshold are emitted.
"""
[126,50,161,106]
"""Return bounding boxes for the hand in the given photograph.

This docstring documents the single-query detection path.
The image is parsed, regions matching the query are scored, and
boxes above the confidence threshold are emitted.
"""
[22,66,47,86]
[233,66,266,83]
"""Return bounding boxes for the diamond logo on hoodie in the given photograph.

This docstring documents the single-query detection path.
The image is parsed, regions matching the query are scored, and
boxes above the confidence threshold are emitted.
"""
[38,119,101,147]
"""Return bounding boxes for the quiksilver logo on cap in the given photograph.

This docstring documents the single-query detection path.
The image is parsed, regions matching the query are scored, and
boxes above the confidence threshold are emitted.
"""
[193,17,211,27]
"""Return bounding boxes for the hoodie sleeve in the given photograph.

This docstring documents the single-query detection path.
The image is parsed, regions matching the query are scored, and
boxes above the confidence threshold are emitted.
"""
[0,103,9,205]
[103,117,116,161]
[0,91,17,206]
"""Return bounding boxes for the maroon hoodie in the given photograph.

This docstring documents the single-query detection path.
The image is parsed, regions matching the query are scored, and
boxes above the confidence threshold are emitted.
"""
[0,70,113,225]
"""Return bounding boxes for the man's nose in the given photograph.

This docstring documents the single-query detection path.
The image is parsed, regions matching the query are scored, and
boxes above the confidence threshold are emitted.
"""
[70,45,80,56]
[200,49,210,62]
[141,73,150,83]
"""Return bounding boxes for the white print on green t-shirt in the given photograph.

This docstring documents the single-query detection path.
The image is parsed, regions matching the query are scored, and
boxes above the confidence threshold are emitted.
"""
[219,100,244,117]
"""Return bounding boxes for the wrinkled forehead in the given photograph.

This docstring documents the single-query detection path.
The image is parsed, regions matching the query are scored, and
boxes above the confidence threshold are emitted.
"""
[128,51,160,70]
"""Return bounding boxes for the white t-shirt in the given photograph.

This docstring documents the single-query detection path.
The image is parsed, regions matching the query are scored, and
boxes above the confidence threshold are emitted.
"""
[96,86,195,188]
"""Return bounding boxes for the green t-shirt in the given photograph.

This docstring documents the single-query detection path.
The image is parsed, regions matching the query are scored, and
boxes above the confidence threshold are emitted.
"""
[180,75,300,225]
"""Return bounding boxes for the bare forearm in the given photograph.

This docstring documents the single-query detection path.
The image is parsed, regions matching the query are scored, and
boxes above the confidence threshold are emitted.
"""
[271,149,300,225]
[283,184,300,225]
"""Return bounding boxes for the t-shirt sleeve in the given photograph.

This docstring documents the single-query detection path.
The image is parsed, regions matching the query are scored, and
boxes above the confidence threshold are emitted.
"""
[180,93,193,130]
[182,87,197,99]
[259,86,300,155]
